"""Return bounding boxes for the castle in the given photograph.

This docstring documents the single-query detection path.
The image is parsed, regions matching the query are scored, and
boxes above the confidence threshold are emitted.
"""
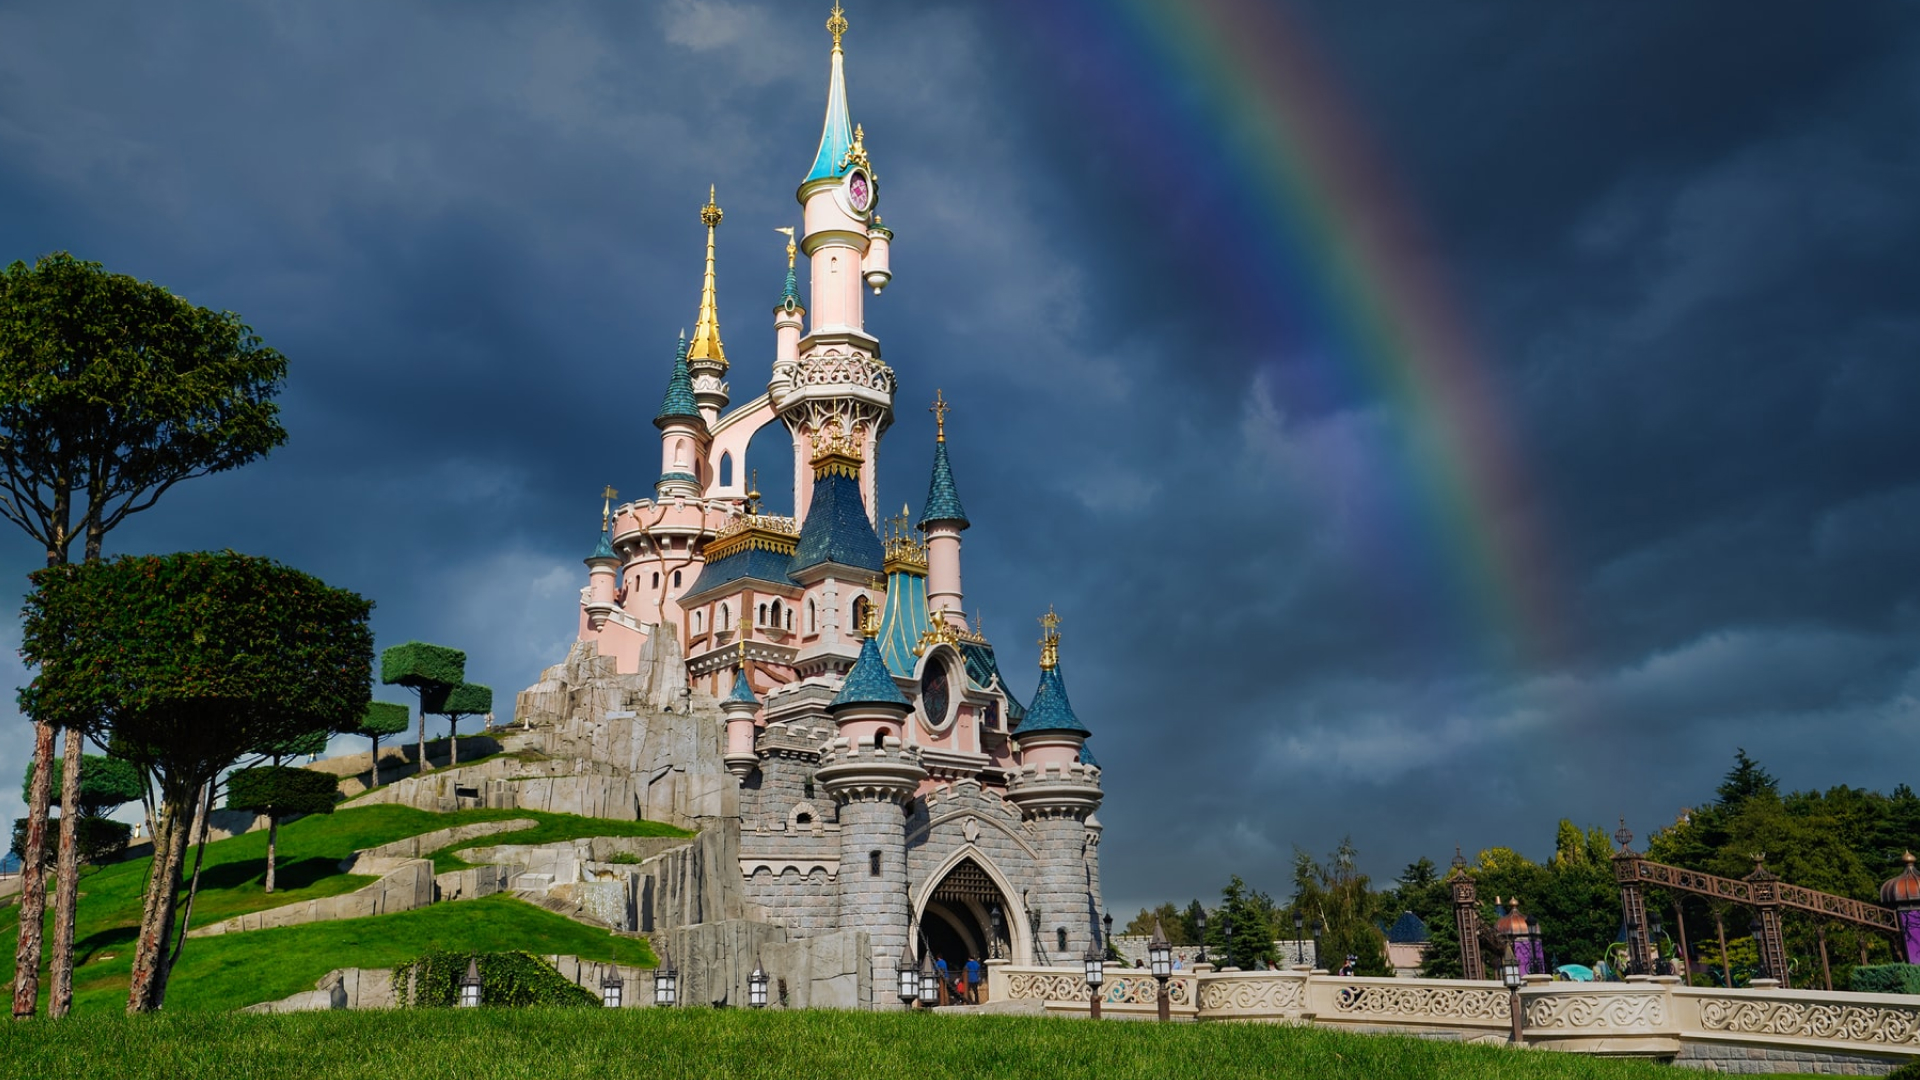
[552,5,1103,1007]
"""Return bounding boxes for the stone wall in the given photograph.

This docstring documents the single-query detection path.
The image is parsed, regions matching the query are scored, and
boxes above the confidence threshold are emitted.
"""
[192,859,435,937]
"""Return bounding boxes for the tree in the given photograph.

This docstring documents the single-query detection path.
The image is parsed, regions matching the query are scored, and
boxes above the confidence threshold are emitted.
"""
[1718,748,1779,810]
[425,682,491,767]
[359,702,410,789]
[225,766,338,893]
[379,642,465,777]
[1206,876,1281,970]
[12,753,144,868]
[0,251,287,1019]
[1291,838,1391,976]
[1124,902,1190,944]
[20,551,371,1012]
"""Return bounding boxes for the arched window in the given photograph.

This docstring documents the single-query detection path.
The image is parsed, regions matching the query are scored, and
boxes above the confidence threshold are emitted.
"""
[692,610,703,633]
[852,596,870,632]
[785,607,793,631]
[651,572,660,588]
[795,811,812,826]
[872,730,886,750]
[868,850,881,877]
[720,604,730,630]
[770,600,782,628]
[672,570,682,588]
[758,603,768,625]
[807,599,817,634]
[1057,928,1068,954]
[719,451,733,487]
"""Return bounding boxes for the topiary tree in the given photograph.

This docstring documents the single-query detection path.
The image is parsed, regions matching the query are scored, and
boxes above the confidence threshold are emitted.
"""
[11,753,145,868]
[0,251,288,1019]
[19,551,372,1012]
[379,642,464,777]
[225,766,338,893]
[425,682,491,767]
[359,702,410,789]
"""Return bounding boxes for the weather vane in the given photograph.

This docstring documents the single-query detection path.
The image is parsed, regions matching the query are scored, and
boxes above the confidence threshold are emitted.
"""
[601,485,618,532]
[775,226,796,268]
[930,389,949,442]
[827,2,848,48]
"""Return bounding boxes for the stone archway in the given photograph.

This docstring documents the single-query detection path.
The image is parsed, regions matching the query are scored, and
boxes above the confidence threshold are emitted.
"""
[914,848,1030,966]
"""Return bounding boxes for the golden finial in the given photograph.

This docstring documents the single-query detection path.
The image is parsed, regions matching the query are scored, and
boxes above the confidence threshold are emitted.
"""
[737,634,750,671]
[601,485,618,532]
[843,124,870,172]
[930,389,949,442]
[690,187,727,368]
[973,609,983,635]
[775,226,797,268]
[860,578,884,637]
[827,2,848,49]
[746,469,762,514]
[701,184,723,228]
[1038,606,1061,670]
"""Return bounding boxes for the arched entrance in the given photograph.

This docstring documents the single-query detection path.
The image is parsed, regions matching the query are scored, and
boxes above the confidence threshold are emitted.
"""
[914,851,1028,970]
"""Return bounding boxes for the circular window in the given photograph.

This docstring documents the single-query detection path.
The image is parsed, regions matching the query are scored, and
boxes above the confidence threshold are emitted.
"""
[919,657,953,732]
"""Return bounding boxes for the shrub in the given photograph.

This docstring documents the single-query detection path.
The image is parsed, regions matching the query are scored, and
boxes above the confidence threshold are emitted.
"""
[359,702,410,737]
[391,950,599,1008]
[226,767,340,818]
[10,815,132,866]
[1886,1059,1920,1080]
[1849,964,1920,995]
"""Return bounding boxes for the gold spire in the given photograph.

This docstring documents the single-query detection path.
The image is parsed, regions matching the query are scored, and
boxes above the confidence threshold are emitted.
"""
[859,577,884,637]
[1038,606,1061,670]
[601,485,618,533]
[930,389,949,442]
[827,3,848,50]
[776,226,797,269]
[688,186,727,370]
[746,469,762,514]
[737,634,750,675]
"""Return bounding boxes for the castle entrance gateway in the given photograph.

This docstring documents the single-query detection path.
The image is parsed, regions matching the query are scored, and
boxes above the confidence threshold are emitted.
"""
[916,854,1025,970]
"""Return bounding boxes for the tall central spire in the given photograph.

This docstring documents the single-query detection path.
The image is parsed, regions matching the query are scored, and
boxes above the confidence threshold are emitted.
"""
[688,186,727,372]
[804,5,854,186]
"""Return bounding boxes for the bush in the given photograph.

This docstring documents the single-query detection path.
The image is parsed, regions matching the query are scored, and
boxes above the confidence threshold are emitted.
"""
[227,767,340,818]
[360,702,410,737]
[22,753,145,816]
[1849,963,1920,995]
[424,682,492,717]
[391,951,599,1008]
[1886,1059,1920,1080]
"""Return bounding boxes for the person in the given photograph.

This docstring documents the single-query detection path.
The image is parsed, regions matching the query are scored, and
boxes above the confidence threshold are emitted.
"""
[964,957,982,1003]
[954,971,968,1004]
[1173,953,1185,971]
[935,957,949,1005]
[1339,954,1357,976]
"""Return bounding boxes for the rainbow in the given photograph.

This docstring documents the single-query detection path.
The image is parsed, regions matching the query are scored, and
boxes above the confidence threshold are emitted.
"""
[1032,0,1559,663]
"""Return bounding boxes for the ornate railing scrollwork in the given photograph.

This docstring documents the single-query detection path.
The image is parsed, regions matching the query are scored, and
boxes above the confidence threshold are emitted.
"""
[1329,981,1509,1023]
[1199,976,1304,1013]
[1697,996,1920,1047]
[1525,992,1667,1031]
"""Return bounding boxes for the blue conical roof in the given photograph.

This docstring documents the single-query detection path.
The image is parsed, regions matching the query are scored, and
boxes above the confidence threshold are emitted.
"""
[918,439,969,529]
[586,530,615,563]
[1021,664,1089,737]
[779,265,800,311]
[804,43,854,185]
[654,333,700,427]
[791,471,883,575]
[830,635,910,710]
[727,668,759,706]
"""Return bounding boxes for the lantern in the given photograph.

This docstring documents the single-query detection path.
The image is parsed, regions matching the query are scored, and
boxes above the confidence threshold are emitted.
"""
[457,957,483,1008]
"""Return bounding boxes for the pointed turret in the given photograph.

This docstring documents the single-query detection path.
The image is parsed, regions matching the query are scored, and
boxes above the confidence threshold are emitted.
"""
[1020,608,1091,740]
[790,420,884,576]
[655,332,704,499]
[723,640,762,780]
[688,187,730,419]
[831,634,911,711]
[655,332,700,426]
[804,4,855,188]
[584,489,622,631]
[921,391,969,626]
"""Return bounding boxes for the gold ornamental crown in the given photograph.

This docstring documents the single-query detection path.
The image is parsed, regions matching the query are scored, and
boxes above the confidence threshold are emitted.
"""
[810,417,865,480]
[882,504,927,574]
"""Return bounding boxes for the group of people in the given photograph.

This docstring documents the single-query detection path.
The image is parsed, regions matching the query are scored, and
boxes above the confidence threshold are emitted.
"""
[931,956,984,1005]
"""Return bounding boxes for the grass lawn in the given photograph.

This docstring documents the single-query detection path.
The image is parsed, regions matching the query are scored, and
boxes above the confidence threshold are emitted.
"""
[2,804,687,1013]
[0,1006,1786,1080]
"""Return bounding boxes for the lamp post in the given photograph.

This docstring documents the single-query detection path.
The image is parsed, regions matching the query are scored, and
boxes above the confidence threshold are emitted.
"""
[1103,911,1114,957]
[1293,911,1305,965]
[653,947,678,1008]
[1084,940,1105,1020]
[1501,942,1524,1043]
[897,940,920,1006]
[1148,917,1172,1023]
[989,905,1006,960]
[1222,911,1235,970]
[749,958,769,1008]
[918,953,940,1009]
[457,957,483,1008]
[1195,910,1208,965]
[1312,919,1325,971]
[600,964,624,1009]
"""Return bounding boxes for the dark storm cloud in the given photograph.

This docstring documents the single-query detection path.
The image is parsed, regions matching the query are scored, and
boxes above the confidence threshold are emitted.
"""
[2,1,1917,918]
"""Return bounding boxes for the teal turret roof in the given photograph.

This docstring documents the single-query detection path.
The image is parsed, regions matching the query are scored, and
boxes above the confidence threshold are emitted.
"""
[1021,664,1090,737]
[779,265,800,311]
[804,38,854,185]
[830,635,910,710]
[918,438,969,529]
[877,569,930,677]
[654,332,700,427]
[727,668,759,706]
[586,530,615,563]
[791,470,884,575]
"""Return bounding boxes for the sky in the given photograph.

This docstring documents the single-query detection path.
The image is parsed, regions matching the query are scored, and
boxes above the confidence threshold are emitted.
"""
[1,1,1918,917]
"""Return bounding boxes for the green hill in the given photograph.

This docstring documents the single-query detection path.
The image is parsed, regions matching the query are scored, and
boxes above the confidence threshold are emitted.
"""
[2,804,684,1014]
